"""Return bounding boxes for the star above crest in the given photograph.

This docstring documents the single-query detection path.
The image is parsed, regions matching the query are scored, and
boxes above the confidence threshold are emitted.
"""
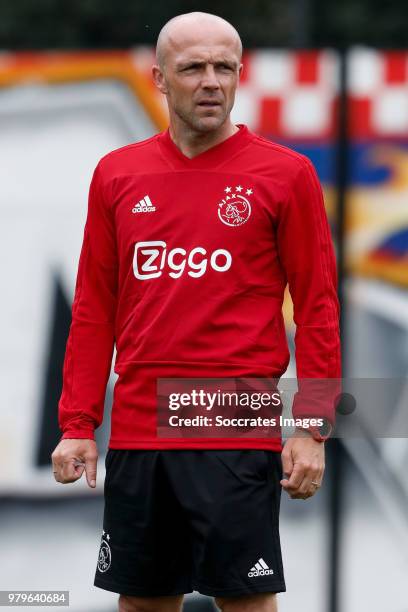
[221,185,254,202]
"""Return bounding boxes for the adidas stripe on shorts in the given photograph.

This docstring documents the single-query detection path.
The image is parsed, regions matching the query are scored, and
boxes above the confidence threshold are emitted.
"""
[93,449,286,597]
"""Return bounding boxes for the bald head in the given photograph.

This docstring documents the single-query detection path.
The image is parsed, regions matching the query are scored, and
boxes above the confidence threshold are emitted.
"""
[152,12,243,136]
[156,12,242,70]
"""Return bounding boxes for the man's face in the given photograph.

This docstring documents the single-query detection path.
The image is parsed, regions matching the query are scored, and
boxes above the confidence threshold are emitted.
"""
[154,32,242,133]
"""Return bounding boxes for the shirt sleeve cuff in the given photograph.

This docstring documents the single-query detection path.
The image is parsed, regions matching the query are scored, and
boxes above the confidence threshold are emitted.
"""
[295,417,333,442]
[61,429,96,441]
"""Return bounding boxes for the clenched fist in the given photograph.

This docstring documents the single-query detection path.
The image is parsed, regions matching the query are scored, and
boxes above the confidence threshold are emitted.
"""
[280,430,325,500]
[51,439,98,488]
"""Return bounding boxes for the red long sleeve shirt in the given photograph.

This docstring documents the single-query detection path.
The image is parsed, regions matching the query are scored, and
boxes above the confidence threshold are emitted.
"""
[58,124,341,451]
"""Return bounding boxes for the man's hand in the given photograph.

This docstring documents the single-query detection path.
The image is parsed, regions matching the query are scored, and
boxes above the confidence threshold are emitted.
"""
[280,430,325,499]
[51,439,98,488]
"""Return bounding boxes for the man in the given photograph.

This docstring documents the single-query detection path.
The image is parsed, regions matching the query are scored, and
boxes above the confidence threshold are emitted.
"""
[52,11,341,612]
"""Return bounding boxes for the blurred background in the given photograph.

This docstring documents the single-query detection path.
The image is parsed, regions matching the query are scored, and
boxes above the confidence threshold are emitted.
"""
[1,1,408,611]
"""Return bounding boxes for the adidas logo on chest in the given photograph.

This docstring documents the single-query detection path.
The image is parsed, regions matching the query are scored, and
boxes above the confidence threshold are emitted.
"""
[132,195,156,213]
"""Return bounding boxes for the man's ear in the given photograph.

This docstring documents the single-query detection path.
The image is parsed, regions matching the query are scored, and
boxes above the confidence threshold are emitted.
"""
[152,64,168,95]
[238,63,243,80]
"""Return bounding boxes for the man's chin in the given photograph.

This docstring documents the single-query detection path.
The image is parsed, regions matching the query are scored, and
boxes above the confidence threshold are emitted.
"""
[193,115,226,133]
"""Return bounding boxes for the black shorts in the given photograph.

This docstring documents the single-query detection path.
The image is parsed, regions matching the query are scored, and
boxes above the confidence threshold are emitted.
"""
[94,449,286,598]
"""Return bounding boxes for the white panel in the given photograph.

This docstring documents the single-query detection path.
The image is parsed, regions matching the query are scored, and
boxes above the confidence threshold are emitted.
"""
[372,86,408,133]
[251,50,294,94]
[282,87,329,135]
[231,85,258,129]
[348,47,384,95]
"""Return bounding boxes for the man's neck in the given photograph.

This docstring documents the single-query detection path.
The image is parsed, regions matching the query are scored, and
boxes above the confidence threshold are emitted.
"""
[168,119,239,159]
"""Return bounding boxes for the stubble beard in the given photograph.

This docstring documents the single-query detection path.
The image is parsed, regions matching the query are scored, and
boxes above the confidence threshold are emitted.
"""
[173,101,229,134]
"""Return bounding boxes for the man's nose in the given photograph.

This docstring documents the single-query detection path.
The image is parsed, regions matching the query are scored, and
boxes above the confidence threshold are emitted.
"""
[201,65,220,88]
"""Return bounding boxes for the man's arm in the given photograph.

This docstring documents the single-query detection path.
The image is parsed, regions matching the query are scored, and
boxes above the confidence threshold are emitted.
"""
[58,161,118,439]
[276,157,341,499]
[52,161,118,486]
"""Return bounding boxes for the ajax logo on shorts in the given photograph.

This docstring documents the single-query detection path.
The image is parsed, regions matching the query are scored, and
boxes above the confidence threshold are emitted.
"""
[218,185,253,227]
[248,557,274,577]
[133,241,232,280]
[97,530,111,573]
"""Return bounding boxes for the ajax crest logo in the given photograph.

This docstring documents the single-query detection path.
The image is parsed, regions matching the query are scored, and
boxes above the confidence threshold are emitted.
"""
[97,530,111,573]
[218,185,253,227]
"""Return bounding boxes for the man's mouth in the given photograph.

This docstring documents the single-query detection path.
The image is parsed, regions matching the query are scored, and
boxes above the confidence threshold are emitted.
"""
[197,101,221,107]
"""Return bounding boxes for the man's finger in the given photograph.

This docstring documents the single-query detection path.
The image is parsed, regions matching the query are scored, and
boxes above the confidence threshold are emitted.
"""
[60,460,81,483]
[297,464,321,496]
[85,456,97,488]
[281,447,293,480]
[52,463,61,482]
[73,461,86,479]
[288,472,323,499]
[281,462,305,491]
[291,490,313,500]
[280,446,294,487]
